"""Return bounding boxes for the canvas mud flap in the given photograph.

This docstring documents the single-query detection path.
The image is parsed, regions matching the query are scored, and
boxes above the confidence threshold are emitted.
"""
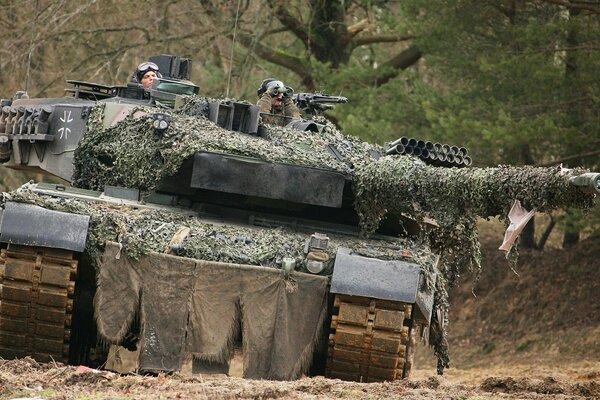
[97,242,329,379]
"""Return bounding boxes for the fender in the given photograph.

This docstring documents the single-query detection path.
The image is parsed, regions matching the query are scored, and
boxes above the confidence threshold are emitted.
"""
[330,247,436,324]
[0,201,90,252]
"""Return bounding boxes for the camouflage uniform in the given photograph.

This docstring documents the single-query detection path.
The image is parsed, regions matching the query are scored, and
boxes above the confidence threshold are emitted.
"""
[257,92,301,127]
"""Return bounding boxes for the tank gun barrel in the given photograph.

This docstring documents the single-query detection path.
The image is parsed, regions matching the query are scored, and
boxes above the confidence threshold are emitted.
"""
[569,172,600,194]
[354,157,599,234]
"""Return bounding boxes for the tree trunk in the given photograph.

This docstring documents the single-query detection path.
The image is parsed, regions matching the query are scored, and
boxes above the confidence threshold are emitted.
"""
[263,0,420,88]
[562,4,582,247]
[562,229,579,248]
[308,0,350,68]
[562,209,580,248]
[520,218,537,249]
[536,217,556,251]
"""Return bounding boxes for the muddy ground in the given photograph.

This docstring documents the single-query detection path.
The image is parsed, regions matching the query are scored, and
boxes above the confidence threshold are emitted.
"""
[0,357,599,399]
[1,219,599,399]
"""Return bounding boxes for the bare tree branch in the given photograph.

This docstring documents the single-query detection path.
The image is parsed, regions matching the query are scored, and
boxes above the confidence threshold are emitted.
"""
[44,27,152,39]
[536,149,600,167]
[351,33,416,48]
[35,44,142,96]
[536,0,600,13]
[347,19,370,35]
[266,27,291,35]
[512,96,593,117]
[270,3,310,48]
[341,19,370,46]
[368,46,422,86]
[236,32,315,89]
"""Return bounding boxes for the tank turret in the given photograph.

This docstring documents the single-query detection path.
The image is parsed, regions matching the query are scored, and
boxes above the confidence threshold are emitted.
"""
[0,55,597,381]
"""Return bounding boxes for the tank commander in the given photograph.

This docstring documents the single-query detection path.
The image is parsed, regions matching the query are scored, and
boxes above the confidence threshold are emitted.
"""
[132,61,162,89]
[256,78,301,126]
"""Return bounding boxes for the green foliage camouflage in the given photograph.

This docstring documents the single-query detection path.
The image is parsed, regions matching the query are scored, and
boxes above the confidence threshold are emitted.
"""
[354,156,595,282]
[2,186,438,279]
[72,99,375,191]
[353,155,595,373]
[66,98,598,374]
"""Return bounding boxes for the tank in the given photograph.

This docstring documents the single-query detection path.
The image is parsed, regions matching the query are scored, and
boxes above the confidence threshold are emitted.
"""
[0,54,597,382]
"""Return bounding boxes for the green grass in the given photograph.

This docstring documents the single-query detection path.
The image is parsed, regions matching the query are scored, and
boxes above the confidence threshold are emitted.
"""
[480,341,496,355]
[0,388,55,400]
[516,339,535,352]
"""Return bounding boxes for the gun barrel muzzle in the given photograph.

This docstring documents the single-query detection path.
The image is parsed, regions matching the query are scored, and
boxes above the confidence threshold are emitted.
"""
[385,144,405,155]
[569,173,600,194]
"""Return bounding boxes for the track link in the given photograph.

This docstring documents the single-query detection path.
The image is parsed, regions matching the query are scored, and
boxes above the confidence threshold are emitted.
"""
[325,294,416,382]
[0,244,76,362]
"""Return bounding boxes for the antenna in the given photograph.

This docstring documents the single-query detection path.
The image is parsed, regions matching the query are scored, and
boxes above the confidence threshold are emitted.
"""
[226,0,242,98]
[24,0,40,97]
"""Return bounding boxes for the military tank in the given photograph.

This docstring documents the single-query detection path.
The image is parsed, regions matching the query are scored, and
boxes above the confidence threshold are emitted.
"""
[0,54,597,382]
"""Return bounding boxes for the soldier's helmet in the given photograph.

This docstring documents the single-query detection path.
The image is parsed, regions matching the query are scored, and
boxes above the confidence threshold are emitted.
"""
[257,78,276,97]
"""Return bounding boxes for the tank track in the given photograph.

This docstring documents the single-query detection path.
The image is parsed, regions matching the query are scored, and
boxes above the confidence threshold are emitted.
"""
[0,244,76,363]
[325,294,416,382]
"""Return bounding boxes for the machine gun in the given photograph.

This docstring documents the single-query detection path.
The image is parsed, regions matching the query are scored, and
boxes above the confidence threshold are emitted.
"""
[293,92,348,117]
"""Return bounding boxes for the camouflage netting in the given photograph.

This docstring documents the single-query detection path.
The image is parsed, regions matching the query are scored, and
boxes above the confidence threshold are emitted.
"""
[354,156,595,279]
[72,99,378,190]
[353,156,596,375]
[2,187,437,277]
[4,183,444,373]
[60,97,598,375]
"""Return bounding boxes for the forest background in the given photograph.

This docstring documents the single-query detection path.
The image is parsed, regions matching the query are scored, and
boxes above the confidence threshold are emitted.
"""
[0,0,599,248]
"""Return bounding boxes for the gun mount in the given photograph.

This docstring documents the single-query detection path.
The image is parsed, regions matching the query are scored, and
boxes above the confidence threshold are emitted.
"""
[293,92,348,117]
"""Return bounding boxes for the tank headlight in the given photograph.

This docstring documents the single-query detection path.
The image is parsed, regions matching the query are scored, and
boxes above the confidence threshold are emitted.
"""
[306,259,324,274]
[304,232,329,274]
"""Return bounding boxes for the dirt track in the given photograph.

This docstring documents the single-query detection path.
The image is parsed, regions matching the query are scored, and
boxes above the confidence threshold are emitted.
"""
[0,357,599,400]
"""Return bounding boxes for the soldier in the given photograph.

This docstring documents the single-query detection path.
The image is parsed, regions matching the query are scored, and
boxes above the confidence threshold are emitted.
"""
[256,79,301,126]
[133,61,162,89]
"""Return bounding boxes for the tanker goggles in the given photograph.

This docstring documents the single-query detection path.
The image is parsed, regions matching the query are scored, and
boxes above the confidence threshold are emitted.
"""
[137,61,159,73]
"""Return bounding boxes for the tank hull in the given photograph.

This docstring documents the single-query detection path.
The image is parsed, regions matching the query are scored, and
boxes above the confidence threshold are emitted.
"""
[0,184,436,381]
